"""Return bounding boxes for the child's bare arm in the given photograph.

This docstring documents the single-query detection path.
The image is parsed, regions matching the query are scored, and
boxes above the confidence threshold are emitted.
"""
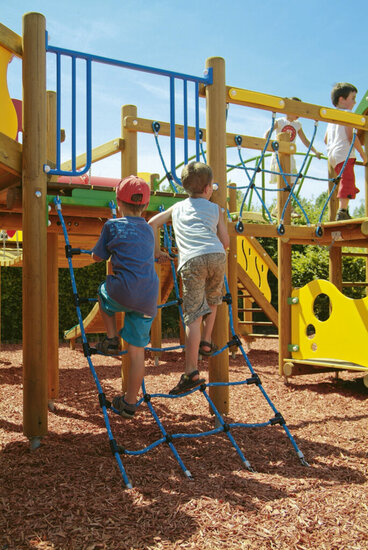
[148,207,173,257]
[298,128,322,158]
[91,252,104,262]
[217,206,230,250]
[346,127,368,164]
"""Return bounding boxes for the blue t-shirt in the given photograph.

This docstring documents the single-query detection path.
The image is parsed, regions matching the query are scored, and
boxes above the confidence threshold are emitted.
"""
[92,216,158,318]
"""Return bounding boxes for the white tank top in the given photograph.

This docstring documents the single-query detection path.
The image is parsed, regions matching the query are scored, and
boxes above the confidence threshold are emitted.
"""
[172,197,226,271]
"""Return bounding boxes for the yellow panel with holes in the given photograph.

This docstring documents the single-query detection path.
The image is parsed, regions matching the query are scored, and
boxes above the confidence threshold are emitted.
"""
[291,279,368,369]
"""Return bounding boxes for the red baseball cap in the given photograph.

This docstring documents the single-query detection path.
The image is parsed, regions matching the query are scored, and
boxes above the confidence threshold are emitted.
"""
[116,175,150,205]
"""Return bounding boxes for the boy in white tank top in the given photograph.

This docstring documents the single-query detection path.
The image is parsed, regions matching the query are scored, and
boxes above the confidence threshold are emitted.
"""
[149,162,229,394]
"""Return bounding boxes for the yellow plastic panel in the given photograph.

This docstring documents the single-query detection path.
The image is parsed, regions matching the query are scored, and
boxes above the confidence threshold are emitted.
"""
[228,88,285,110]
[237,236,271,302]
[320,107,366,126]
[137,172,151,183]
[0,46,17,139]
[291,279,368,369]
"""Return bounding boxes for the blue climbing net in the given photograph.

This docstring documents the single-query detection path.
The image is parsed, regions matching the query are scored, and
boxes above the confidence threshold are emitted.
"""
[227,114,358,237]
[54,196,308,489]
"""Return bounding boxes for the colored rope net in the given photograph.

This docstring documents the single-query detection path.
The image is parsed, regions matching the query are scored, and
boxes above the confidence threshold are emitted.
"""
[55,196,308,489]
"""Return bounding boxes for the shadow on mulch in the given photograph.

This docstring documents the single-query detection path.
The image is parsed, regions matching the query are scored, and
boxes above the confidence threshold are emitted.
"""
[286,377,368,399]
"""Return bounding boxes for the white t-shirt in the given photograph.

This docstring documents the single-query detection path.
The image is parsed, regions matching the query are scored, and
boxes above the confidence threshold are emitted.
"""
[325,113,356,168]
[172,198,226,271]
[269,118,301,183]
[273,118,302,143]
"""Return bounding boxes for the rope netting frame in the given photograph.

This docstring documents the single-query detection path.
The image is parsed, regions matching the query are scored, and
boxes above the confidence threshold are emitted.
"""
[54,196,308,489]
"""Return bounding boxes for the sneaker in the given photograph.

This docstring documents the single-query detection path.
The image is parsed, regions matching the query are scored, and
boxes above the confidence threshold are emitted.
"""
[336,209,352,221]
[96,336,121,355]
[112,395,137,418]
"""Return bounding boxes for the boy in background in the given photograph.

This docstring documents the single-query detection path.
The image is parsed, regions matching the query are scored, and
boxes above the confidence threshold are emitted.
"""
[324,83,367,221]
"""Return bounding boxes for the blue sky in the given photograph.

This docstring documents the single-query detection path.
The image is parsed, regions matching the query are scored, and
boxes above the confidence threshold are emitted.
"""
[3,1,368,210]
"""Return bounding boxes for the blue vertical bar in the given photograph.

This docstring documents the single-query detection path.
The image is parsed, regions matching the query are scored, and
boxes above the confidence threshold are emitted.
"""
[183,80,188,164]
[86,59,92,173]
[169,77,176,180]
[195,82,200,161]
[56,53,61,170]
[71,56,76,172]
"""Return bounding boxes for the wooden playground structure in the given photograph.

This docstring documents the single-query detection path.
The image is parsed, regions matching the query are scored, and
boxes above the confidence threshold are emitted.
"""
[1,12,368,450]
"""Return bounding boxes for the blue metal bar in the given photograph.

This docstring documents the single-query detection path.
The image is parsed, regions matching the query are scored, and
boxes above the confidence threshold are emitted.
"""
[46,34,213,85]
[195,81,200,161]
[169,78,182,187]
[183,80,188,164]
[56,53,61,170]
[71,56,76,172]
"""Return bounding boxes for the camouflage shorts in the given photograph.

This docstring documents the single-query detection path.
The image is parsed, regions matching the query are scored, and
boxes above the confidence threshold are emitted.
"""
[179,252,226,326]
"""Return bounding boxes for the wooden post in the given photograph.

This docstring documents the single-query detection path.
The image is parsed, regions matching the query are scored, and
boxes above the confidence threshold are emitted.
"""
[119,104,138,391]
[228,184,238,341]
[122,104,137,176]
[205,57,229,414]
[149,174,162,364]
[47,91,59,407]
[22,12,48,446]
[277,133,292,376]
[328,162,342,290]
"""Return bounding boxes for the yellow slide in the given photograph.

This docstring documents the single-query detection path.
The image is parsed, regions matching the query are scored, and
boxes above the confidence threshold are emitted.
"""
[0,45,18,139]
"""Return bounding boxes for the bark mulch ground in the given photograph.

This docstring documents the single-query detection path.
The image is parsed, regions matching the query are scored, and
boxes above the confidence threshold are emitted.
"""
[0,339,367,550]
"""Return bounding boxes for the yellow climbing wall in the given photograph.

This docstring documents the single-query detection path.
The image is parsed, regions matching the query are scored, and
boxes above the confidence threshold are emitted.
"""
[291,279,368,369]
[237,236,271,302]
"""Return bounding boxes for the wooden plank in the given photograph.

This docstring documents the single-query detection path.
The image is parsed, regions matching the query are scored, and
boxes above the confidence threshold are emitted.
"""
[224,87,368,130]
[124,115,294,154]
[237,264,278,327]
[227,220,317,240]
[60,138,124,171]
[0,23,22,57]
[0,131,22,181]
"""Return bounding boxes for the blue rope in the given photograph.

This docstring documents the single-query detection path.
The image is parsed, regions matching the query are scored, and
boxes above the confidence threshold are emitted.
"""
[152,121,179,193]
[56,196,308,487]
[317,130,358,229]
[54,196,132,489]
[274,123,319,226]
[236,113,276,227]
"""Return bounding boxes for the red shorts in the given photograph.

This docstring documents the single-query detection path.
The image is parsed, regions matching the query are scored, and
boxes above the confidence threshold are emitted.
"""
[335,158,359,199]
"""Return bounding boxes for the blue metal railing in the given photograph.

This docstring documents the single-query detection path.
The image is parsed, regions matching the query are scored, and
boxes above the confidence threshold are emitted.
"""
[45,31,212,178]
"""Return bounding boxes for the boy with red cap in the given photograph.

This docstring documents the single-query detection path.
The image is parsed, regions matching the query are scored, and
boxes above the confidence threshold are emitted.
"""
[91,175,158,418]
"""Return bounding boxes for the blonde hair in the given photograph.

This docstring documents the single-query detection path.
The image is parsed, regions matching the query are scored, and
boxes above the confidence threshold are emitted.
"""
[181,162,213,196]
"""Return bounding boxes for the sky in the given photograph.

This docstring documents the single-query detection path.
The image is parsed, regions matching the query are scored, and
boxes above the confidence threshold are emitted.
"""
[3,0,368,212]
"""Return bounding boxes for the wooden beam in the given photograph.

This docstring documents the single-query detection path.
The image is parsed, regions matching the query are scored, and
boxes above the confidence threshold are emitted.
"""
[0,131,22,180]
[0,23,22,57]
[237,265,278,327]
[60,138,124,171]
[123,115,294,154]
[22,12,48,441]
[223,88,368,131]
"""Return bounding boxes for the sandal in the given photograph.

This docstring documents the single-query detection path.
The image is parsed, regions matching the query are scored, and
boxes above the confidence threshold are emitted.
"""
[169,370,206,395]
[199,340,218,357]
[112,394,137,419]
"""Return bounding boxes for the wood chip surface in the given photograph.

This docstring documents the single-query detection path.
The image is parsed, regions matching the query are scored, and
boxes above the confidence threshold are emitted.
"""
[0,339,367,549]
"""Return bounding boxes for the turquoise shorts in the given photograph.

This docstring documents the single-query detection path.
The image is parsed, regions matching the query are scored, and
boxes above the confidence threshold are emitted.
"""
[98,282,153,348]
